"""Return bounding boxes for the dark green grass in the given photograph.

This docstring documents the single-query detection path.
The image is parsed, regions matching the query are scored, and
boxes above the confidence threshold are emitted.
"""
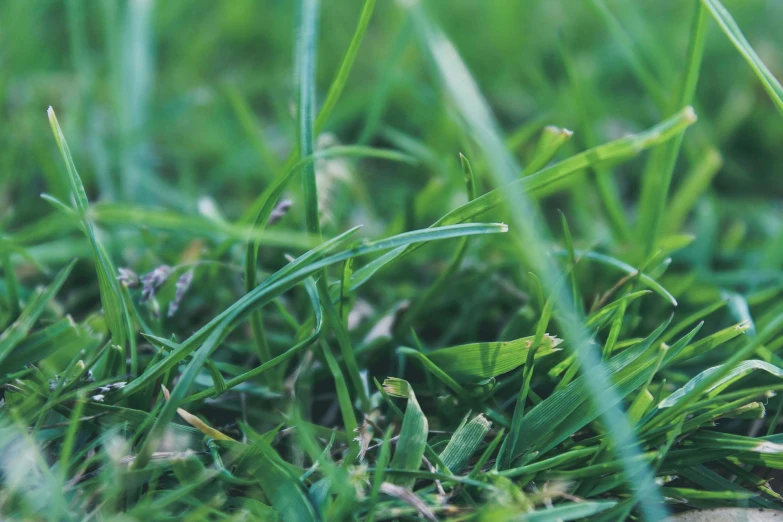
[2,0,783,520]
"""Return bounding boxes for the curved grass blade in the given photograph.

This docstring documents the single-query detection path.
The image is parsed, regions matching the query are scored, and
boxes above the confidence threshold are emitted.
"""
[424,334,562,383]
[702,0,783,117]
[659,360,783,409]
[47,108,128,351]
[321,340,359,457]
[383,378,427,488]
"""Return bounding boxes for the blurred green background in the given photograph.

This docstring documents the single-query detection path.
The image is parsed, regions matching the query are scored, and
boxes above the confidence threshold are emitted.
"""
[3,0,782,216]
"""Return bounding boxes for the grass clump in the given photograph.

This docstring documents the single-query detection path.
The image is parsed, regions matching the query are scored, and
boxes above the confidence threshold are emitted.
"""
[2,0,783,520]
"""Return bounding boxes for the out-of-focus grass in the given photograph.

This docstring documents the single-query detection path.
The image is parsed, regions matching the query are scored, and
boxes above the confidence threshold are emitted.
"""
[2,0,783,520]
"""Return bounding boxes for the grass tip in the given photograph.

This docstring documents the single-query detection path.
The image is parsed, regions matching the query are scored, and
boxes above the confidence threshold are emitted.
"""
[382,376,410,398]
[736,320,753,333]
[683,105,697,123]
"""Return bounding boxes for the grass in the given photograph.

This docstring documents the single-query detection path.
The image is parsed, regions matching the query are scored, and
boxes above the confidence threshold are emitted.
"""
[2,0,783,520]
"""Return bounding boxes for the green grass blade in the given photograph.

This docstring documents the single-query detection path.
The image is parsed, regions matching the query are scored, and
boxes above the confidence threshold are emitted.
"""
[660,359,783,409]
[366,426,394,522]
[702,0,783,116]
[438,414,491,474]
[524,126,573,175]
[587,0,666,108]
[665,147,723,233]
[382,378,428,488]
[47,108,128,351]
[636,0,708,255]
[424,334,562,383]
[314,0,376,134]
[558,36,629,241]
[321,340,359,458]
[298,0,321,240]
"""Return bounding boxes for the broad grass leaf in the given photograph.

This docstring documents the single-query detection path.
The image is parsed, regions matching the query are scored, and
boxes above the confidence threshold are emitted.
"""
[438,414,491,474]
[383,378,428,487]
[426,334,562,383]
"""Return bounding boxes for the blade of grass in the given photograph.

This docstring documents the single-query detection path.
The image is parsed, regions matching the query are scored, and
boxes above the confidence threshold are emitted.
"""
[702,0,783,117]
[558,36,629,241]
[393,153,477,336]
[636,1,708,255]
[665,147,723,233]
[382,378,428,488]
[524,126,573,175]
[438,414,491,474]
[48,107,129,352]
[298,0,369,409]
[314,0,376,134]
[422,334,562,383]
[321,340,359,459]
[366,426,394,522]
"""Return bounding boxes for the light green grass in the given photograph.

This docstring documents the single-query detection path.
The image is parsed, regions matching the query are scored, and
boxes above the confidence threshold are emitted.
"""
[2,0,783,520]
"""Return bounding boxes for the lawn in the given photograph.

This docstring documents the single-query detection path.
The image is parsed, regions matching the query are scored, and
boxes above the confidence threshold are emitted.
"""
[2,0,783,520]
